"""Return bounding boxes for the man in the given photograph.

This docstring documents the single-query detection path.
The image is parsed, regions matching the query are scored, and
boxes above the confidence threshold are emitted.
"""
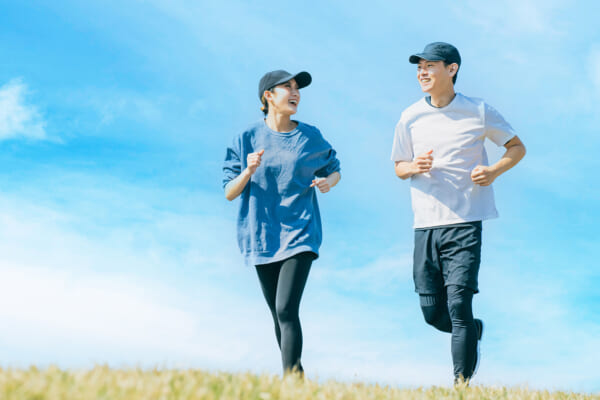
[391,42,526,383]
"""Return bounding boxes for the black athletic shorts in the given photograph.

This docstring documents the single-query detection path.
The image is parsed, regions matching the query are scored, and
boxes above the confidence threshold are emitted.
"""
[413,221,482,294]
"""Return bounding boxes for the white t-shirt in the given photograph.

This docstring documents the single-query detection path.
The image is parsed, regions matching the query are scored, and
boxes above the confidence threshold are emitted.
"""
[391,93,515,229]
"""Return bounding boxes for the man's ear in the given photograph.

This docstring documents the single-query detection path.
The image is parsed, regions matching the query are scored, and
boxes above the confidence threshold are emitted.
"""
[448,63,459,77]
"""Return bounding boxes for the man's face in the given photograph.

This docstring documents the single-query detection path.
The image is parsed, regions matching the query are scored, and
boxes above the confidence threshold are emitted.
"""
[416,59,455,93]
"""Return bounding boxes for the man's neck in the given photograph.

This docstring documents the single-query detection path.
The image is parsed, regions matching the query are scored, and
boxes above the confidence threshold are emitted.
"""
[429,88,456,108]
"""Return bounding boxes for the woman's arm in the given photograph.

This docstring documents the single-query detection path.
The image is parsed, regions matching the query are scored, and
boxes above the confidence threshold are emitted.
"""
[224,149,264,201]
[224,169,253,201]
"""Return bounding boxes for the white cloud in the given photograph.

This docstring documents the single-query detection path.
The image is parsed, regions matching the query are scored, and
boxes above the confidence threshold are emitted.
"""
[588,45,600,91]
[0,187,266,369]
[0,172,598,391]
[476,258,600,391]
[61,88,166,128]
[452,0,566,37]
[311,248,413,295]
[0,79,46,140]
[0,265,196,349]
[96,93,164,126]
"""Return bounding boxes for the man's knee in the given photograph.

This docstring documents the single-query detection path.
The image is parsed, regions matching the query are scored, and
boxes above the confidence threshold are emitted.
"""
[447,285,474,322]
[420,293,452,332]
[421,305,440,326]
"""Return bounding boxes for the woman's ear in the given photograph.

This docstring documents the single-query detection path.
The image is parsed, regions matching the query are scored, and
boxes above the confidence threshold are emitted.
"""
[263,90,273,103]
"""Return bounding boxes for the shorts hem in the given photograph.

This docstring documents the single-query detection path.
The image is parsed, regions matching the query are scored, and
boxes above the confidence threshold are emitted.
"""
[414,283,479,295]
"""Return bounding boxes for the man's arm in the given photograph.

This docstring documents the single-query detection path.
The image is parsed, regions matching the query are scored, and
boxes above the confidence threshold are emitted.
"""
[471,136,526,186]
[395,150,434,180]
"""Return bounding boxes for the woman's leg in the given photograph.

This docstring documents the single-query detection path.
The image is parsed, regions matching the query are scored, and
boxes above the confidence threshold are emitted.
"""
[275,252,313,373]
[256,261,283,348]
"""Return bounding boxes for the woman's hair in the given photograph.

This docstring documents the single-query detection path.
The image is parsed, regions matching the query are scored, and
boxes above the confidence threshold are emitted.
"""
[260,89,272,116]
[260,94,269,116]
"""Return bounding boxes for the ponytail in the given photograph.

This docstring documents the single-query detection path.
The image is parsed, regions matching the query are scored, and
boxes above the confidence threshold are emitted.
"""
[260,94,269,116]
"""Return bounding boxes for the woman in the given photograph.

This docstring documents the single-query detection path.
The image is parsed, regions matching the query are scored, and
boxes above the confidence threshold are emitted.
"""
[222,70,341,375]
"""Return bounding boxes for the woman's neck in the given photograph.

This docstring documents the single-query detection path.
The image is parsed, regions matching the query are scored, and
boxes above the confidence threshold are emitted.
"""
[265,112,296,133]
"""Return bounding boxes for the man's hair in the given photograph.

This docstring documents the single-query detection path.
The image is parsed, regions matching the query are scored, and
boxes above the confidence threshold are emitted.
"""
[444,61,459,85]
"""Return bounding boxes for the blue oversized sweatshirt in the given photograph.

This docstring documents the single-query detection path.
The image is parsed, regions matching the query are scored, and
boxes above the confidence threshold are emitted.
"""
[223,120,341,266]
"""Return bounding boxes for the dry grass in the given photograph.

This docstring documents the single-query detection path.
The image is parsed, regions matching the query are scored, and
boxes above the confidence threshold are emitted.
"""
[0,366,597,400]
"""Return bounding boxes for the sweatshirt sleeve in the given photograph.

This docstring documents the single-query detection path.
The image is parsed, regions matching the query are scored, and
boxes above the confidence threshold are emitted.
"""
[315,147,341,178]
[222,137,242,189]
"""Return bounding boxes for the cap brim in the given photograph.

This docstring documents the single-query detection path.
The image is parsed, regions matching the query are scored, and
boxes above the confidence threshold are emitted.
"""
[409,53,445,64]
[292,71,312,89]
[266,71,312,93]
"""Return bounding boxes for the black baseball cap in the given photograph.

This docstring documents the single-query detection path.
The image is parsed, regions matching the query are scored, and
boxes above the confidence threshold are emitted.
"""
[258,70,312,99]
[409,42,461,66]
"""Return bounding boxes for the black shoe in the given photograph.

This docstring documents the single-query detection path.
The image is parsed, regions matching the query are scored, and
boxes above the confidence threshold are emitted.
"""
[472,319,484,376]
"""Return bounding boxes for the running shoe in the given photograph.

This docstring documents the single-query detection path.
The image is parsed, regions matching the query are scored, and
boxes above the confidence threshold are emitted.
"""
[472,318,484,376]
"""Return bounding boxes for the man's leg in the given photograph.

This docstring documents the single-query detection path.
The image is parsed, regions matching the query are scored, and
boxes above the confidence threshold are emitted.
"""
[419,291,452,333]
[438,222,483,381]
[414,227,446,330]
[447,284,477,381]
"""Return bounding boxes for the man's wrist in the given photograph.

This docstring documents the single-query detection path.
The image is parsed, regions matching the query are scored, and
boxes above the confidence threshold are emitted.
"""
[488,164,501,178]
[410,161,419,176]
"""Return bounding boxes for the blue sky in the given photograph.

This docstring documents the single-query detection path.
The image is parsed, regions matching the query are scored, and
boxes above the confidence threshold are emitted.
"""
[1,0,599,393]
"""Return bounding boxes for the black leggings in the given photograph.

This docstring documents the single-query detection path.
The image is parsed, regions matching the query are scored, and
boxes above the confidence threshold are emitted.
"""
[420,285,477,380]
[255,252,314,374]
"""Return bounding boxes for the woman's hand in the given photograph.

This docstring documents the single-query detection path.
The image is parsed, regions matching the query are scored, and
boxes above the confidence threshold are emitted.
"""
[246,149,265,175]
[310,171,341,193]
[311,177,331,193]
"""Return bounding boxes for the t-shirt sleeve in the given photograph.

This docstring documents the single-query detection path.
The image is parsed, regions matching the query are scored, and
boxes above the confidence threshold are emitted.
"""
[222,137,242,189]
[484,103,516,146]
[315,148,341,178]
[390,119,414,162]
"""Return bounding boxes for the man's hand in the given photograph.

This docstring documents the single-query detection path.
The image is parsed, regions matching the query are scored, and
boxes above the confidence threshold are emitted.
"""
[246,149,264,175]
[412,149,433,174]
[471,135,525,186]
[471,165,497,186]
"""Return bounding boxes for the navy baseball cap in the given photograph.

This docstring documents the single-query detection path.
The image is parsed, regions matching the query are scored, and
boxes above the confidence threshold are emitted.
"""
[409,42,461,66]
[258,70,312,99]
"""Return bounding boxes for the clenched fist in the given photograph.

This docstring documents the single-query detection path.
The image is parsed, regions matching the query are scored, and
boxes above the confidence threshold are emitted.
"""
[412,149,434,174]
[246,149,265,175]
[471,165,497,186]
[310,177,331,193]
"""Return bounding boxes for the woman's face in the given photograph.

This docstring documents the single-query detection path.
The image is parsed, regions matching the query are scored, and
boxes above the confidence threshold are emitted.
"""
[265,78,300,116]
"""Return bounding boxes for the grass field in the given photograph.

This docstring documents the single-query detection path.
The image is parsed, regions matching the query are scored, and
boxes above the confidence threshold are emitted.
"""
[0,366,597,400]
